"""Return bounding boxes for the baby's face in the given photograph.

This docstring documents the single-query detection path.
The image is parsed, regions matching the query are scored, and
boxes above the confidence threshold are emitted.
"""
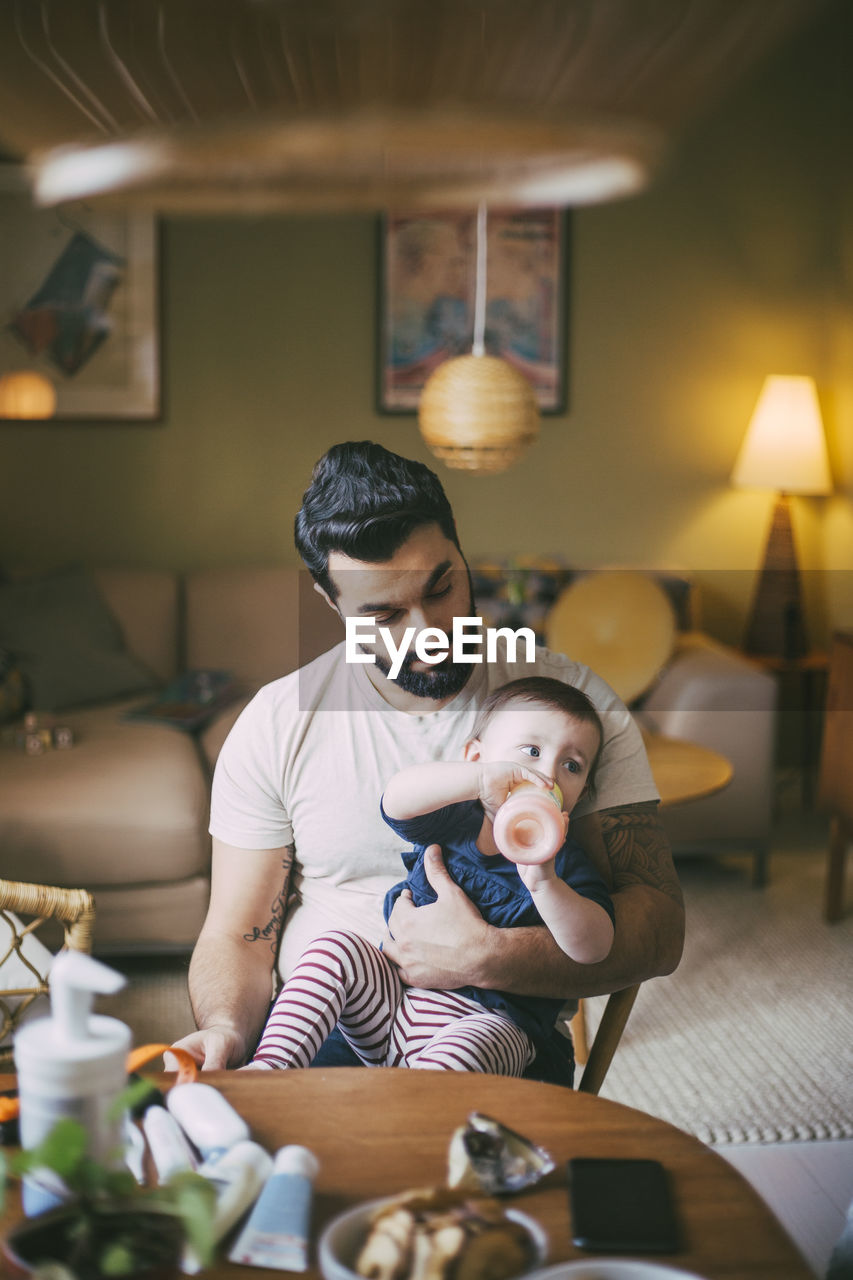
[472,702,600,814]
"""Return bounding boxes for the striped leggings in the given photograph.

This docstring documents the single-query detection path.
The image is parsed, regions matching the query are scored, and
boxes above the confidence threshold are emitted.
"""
[248,929,534,1075]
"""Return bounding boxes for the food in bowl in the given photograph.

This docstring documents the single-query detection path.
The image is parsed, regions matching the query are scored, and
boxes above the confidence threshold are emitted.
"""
[354,1186,540,1280]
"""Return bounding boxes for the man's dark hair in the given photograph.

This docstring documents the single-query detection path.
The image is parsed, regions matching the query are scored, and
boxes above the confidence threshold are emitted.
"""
[471,676,605,794]
[294,441,459,598]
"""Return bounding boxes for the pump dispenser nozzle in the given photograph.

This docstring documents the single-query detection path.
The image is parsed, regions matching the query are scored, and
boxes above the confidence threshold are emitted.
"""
[49,951,127,1042]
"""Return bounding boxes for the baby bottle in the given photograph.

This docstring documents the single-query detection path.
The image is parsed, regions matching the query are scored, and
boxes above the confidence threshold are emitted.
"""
[493,781,566,865]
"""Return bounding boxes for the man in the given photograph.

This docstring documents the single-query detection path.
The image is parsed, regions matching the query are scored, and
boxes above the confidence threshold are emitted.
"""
[172,441,684,1080]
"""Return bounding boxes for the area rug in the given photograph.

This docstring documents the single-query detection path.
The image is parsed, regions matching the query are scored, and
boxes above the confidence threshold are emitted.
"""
[102,815,852,1147]
[589,831,853,1145]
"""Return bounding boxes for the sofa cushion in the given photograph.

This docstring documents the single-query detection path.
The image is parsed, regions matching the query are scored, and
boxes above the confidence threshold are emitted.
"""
[546,571,677,704]
[472,561,697,638]
[93,569,180,685]
[0,700,211,887]
[91,878,212,955]
[184,567,343,688]
[0,567,156,711]
[199,696,252,771]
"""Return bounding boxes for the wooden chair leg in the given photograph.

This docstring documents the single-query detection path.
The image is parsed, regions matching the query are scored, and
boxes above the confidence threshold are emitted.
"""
[825,816,850,924]
[570,999,589,1066]
[577,984,641,1096]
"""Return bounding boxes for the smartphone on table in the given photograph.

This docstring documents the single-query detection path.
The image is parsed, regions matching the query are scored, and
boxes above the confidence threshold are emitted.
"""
[567,1156,681,1253]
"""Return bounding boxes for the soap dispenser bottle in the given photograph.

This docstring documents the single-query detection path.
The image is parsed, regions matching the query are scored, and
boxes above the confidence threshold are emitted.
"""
[13,951,132,1217]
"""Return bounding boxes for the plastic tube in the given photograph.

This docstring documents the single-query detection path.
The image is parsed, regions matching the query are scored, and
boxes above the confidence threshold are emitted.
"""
[228,1145,320,1271]
[142,1105,199,1182]
[166,1081,250,1160]
[492,782,566,865]
[123,1115,147,1184]
[182,1140,273,1275]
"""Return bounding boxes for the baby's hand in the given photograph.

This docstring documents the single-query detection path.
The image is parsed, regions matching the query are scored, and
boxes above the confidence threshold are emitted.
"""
[477,761,550,820]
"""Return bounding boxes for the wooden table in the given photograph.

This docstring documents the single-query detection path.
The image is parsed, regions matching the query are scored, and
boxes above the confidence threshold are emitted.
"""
[642,732,733,808]
[0,1069,810,1279]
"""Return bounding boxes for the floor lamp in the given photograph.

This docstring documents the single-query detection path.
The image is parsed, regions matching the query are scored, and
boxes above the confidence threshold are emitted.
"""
[732,375,832,659]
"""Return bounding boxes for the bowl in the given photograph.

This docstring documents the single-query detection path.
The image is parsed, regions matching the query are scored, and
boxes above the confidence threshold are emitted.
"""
[522,1262,708,1280]
[318,1194,549,1280]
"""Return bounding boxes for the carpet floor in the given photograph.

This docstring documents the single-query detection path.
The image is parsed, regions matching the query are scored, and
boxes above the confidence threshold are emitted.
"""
[103,808,852,1147]
[592,813,853,1145]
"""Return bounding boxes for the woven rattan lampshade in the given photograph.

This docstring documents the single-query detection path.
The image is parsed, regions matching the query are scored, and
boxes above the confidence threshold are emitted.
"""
[418,353,539,474]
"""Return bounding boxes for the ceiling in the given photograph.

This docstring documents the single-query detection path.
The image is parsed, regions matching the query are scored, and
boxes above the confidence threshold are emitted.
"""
[0,0,832,212]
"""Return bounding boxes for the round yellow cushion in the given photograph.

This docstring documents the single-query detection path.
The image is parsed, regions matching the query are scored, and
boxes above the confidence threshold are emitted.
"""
[546,571,676,704]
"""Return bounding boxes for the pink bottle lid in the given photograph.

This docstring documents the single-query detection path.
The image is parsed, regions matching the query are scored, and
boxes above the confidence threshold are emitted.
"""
[493,782,565,865]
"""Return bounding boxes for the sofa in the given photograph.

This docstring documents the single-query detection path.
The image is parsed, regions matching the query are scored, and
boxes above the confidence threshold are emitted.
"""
[0,567,341,953]
[0,566,777,954]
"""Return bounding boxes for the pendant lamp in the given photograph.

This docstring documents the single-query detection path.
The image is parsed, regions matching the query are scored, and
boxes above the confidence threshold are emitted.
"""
[418,204,540,474]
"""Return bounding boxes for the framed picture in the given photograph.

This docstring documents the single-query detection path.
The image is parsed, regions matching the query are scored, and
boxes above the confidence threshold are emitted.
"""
[0,167,160,420]
[377,207,569,414]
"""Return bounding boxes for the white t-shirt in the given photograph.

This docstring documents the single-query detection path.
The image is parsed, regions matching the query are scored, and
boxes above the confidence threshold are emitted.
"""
[210,640,658,979]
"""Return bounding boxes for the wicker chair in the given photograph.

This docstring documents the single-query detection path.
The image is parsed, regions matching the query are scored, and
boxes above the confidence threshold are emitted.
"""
[0,878,96,1068]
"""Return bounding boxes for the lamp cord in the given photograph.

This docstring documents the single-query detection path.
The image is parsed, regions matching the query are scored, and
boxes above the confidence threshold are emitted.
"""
[472,200,487,357]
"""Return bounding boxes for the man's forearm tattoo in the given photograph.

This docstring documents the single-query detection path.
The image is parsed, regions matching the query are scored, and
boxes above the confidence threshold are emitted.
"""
[599,803,684,905]
[242,845,295,954]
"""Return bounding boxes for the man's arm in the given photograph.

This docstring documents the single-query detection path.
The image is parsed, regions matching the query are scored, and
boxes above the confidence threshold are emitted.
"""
[169,838,293,1069]
[382,801,684,998]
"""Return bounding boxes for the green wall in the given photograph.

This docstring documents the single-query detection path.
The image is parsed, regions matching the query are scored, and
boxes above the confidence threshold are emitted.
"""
[1,4,850,646]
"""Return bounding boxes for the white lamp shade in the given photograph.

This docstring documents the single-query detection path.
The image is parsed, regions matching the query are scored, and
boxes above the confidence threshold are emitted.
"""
[731,375,832,495]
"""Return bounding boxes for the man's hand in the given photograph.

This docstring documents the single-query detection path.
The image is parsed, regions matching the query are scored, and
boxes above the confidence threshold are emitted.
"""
[381,845,488,988]
[167,1024,247,1071]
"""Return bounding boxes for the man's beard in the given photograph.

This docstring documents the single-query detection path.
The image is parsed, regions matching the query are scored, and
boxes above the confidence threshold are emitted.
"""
[374,576,477,701]
[374,649,473,700]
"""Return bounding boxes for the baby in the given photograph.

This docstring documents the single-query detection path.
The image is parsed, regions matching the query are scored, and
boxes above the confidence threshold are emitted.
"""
[244,676,614,1076]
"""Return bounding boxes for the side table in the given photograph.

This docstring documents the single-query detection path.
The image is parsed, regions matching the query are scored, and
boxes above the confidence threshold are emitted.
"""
[744,651,828,807]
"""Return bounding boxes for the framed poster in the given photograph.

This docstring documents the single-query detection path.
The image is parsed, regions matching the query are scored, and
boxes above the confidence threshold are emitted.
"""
[377,207,569,414]
[0,167,160,420]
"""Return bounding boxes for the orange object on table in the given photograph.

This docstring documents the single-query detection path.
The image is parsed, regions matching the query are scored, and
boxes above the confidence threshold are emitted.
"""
[126,1043,199,1083]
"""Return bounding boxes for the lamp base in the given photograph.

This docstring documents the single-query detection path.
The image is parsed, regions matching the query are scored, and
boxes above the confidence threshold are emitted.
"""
[743,493,808,660]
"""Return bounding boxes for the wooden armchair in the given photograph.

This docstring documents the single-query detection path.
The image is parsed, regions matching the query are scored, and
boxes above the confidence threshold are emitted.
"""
[818,632,853,923]
[0,878,96,1067]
